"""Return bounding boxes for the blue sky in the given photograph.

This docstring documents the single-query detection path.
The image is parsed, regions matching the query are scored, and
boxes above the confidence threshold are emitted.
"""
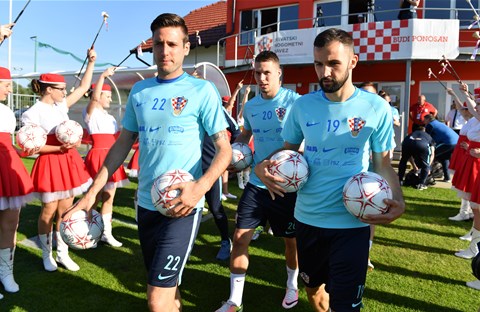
[0,0,219,75]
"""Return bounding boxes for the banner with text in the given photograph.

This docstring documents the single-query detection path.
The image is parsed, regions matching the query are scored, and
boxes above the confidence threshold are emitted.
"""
[255,19,459,63]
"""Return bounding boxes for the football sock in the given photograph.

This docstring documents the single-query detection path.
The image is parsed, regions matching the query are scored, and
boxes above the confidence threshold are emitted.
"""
[286,265,299,290]
[229,273,245,307]
[369,240,373,251]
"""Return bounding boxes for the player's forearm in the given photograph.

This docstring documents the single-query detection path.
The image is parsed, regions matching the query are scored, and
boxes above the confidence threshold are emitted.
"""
[86,130,136,197]
[197,141,232,194]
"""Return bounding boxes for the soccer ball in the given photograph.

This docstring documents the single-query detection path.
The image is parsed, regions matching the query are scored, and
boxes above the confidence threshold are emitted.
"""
[231,142,253,171]
[342,171,392,218]
[55,120,83,145]
[60,209,104,250]
[268,150,309,192]
[16,124,47,152]
[151,169,194,216]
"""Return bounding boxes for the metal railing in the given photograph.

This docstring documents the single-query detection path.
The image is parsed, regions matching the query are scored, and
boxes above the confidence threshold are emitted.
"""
[217,7,477,68]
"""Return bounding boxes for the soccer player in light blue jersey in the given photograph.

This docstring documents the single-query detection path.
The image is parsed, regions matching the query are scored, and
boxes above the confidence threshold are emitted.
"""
[216,51,301,312]
[256,28,405,312]
[66,13,232,312]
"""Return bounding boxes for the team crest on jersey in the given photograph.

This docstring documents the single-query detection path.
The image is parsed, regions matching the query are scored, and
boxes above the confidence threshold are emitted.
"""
[171,96,188,116]
[348,117,366,137]
[275,107,286,121]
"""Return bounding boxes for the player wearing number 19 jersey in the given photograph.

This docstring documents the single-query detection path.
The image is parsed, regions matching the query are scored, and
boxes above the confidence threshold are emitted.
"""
[266,28,405,312]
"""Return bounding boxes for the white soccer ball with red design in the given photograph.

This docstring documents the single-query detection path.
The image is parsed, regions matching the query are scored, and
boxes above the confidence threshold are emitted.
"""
[268,150,309,192]
[55,120,83,145]
[231,142,253,171]
[16,124,47,152]
[151,169,194,216]
[60,209,104,250]
[342,171,392,218]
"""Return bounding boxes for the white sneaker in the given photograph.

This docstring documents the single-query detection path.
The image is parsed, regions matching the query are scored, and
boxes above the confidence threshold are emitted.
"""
[460,229,473,241]
[282,288,299,309]
[367,258,374,271]
[268,227,274,235]
[238,182,245,190]
[224,193,237,199]
[215,301,243,312]
[221,194,227,201]
[466,279,480,290]
[449,212,472,221]
[455,247,478,259]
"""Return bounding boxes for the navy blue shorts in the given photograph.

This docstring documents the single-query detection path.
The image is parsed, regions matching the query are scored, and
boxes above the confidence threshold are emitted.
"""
[137,206,202,288]
[236,183,296,238]
[296,221,370,311]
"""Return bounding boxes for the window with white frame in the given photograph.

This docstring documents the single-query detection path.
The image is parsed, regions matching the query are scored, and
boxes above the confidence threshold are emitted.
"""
[239,4,299,46]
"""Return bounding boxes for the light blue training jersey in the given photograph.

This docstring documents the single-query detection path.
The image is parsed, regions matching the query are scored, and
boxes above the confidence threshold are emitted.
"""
[122,73,228,211]
[282,88,394,229]
[243,87,301,188]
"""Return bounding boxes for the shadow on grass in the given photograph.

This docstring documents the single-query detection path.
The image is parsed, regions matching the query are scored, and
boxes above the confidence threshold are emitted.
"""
[365,288,465,312]
[3,247,147,312]
[373,262,465,286]
[374,236,453,256]
[382,223,470,239]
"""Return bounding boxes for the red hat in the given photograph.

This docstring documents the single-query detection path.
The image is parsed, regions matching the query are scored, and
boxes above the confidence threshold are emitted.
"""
[222,96,231,103]
[39,73,66,85]
[0,67,12,81]
[474,87,480,96]
[91,83,111,92]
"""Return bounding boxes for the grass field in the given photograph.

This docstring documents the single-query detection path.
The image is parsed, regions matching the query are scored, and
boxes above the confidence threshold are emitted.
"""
[1,158,479,311]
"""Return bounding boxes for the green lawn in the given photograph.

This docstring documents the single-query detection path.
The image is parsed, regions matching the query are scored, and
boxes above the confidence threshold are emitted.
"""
[2,158,478,311]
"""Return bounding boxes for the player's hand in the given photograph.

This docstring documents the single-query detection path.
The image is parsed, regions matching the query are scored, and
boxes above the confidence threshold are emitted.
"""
[360,198,405,225]
[460,141,469,150]
[227,163,242,173]
[236,79,244,90]
[164,180,205,218]
[470,148,480,158]
[62,195,96,221]
[20,147,38,157]
[254,159,286,200]
[446,88,454,95]
[0,23,14,42]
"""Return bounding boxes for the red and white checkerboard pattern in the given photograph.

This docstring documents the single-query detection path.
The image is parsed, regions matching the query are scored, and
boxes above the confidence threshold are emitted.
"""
[351,19,410,61]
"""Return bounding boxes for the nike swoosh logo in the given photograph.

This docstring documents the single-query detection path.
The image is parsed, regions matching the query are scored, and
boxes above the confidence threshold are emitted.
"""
[149,127,160,132]
[263,129,272,133]
[285,231,295,235]
[306,121,321,127]
[158,273,175,281]
[352,301,362,308]
[136,102,146,107]
[322,147,336,152]
[252,113,259,117]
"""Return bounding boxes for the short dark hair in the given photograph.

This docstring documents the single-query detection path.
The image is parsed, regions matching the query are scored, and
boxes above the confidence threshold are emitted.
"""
[424,114,435,121]
[255,51,280,65]
[314,28,354,51]
[150,13,189,43]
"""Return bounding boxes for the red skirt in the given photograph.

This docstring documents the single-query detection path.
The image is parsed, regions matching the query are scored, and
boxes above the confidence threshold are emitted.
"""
[31,134,92,203]
[127,146,139,178]
[0,133,35,210]
[453,141,480,199]
[449,135,468,172]
[84,134,129,190]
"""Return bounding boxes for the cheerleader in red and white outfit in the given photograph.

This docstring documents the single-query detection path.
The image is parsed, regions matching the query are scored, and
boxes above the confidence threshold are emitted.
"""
[83,67,129,247]
[0,67,34,298]
[456,84,480,290]
[21,50,96,272]
[446,88,474,223]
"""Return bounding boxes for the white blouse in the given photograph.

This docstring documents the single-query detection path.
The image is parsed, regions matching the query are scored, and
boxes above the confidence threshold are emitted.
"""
[0,104,16,134]
[83,107,117,135]
[21,99,69,134]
